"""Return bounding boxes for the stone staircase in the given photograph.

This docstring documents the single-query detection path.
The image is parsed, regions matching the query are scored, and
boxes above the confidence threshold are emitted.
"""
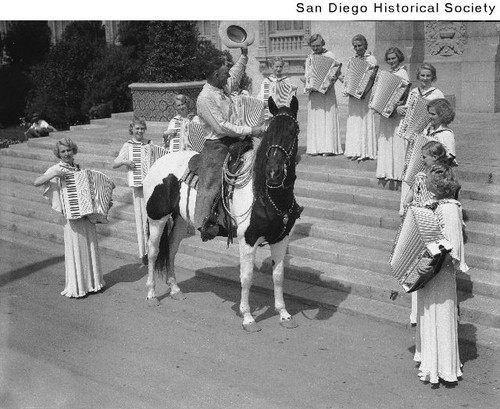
[1,110,500,349]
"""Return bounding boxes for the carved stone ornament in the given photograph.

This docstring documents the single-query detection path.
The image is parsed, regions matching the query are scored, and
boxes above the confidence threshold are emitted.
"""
[425,22,467,57]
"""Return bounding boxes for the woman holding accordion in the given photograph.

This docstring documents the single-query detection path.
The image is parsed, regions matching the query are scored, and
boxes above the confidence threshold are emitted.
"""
[303,33,343,156]
[412,165,467,385]
[34,137,105,298]
[343,34,378,162]
[375,47,410,182]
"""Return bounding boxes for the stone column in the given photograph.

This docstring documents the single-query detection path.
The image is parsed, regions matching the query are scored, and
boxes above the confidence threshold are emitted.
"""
[460,22,500,113]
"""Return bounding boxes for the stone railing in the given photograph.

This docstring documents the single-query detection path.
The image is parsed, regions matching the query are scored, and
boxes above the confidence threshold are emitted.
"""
[129,81,205,122]
[268,31,307,54]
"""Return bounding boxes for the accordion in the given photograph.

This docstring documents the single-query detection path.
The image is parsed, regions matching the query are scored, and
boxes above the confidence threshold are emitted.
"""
[234,94,265,127]
[343,57,378,99]
[401,132,433,185]
[396,91,430,140]
[187,120,206,153]
[369,70,411,118]
[61,169,115,223]
[304,55,342,94]
[128,144,169,187]
[390,205,452,293]
[165,118,182,153]
[262,80,297,119]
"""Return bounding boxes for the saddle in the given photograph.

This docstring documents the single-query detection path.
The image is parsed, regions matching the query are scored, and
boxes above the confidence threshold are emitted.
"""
[182,138,255,242]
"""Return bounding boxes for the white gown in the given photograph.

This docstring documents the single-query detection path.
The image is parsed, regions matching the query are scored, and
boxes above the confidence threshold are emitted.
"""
[344,52,378,160]
[304,50,343,155]
[375,65,410,180]
[42,163,105,298]
[414,199,468,384]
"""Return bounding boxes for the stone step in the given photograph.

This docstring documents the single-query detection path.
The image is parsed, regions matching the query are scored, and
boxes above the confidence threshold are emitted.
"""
[8,134,500,214]
[296,178,400,210]
[6,173,498,270]
[0,194,137,239]
[298,154,500,185]
[4,208,499,332]
[27,137,122,158]
[2,156,498,254]
[297,158,500,204]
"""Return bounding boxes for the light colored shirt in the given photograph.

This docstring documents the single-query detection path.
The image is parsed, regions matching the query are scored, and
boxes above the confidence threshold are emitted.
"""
[196,55,252,141]
[115,139,150,162]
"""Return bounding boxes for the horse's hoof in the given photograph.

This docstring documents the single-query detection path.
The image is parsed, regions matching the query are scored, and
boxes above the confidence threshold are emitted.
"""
[147,297,160,307]
[170,291,186,301]
[242,322,262,333]
[280,318,298,329]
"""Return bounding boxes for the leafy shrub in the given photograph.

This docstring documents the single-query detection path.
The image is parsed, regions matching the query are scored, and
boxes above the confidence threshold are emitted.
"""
[0,65,32,126]
[27,22,107,129]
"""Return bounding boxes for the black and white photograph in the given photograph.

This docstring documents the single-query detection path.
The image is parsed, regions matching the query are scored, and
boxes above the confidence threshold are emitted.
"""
[1,2,499,408]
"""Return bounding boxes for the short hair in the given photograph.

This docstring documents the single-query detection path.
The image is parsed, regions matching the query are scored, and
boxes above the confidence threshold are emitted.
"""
[203,55,227,80]
[384,47,405,63]
[129,116,147,135]
[308,34,325,46]
[175,94,187,105]
[352,34,368,48]
[427,98,455,126]
[421,140,450,166]
[53,137,78,158]
[417,62,437,82]
[426,164,461,200]
[269,56,284,67]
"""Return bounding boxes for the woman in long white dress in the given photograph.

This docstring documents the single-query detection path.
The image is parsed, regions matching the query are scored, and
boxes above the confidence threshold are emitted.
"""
[413,166,467,385]
[34,137,105,298]
[376,47,409,181]
[304,33,343,156]
[343,34,378,161]
[397,63,445,216]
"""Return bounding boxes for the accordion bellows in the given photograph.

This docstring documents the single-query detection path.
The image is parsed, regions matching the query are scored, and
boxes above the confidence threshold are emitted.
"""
[128,144,169,187]
[343,57,378,99]
[401,132,433,185]
[188,120,206,153]
[390,205,452,293]
[396,91,431,140]
[61,169,115,223]
[262,80,297,119]
[234,94,265,127]
[369,70,410,118]
[305,54,342,94]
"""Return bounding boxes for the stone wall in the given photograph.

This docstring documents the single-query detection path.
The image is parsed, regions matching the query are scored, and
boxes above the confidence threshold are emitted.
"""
[129,82,205,122]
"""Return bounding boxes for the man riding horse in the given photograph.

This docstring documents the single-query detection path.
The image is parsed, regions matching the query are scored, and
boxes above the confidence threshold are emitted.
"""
[195,47,266,241]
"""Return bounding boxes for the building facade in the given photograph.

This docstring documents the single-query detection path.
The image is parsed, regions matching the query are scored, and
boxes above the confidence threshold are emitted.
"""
[2,20,499,112]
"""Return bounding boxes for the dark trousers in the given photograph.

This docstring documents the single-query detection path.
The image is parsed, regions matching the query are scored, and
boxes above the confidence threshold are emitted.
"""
[194,137,235,229]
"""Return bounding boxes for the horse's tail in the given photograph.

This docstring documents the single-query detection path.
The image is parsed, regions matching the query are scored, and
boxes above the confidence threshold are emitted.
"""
[146,173,181,274]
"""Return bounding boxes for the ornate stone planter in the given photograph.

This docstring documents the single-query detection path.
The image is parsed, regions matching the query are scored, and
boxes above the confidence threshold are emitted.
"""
[129,81,205,122]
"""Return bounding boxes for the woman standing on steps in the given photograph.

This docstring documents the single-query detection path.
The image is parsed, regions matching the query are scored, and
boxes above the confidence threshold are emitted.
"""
[375,47,409,183]
[34,137,105,298]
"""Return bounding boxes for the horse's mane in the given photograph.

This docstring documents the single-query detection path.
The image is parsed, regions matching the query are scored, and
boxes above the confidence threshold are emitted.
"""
[253,108,299,197]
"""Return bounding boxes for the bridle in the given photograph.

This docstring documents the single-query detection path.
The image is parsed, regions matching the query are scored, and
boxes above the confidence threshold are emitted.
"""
[265,112,299,190]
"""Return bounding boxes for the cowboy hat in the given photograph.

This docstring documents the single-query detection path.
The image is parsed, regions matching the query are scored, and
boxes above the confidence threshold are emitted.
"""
[218,22,255,48]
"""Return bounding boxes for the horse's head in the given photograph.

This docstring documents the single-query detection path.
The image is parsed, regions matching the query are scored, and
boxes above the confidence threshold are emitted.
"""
[254,96,300,195]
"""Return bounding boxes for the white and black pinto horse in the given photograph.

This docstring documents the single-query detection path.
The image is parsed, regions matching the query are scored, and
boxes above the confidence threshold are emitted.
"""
[143,96,301,332]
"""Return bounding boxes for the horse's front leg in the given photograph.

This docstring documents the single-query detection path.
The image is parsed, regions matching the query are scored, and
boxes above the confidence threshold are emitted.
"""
[146,217,168,305]
[270,236,298,328]
[239,238,260,332]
